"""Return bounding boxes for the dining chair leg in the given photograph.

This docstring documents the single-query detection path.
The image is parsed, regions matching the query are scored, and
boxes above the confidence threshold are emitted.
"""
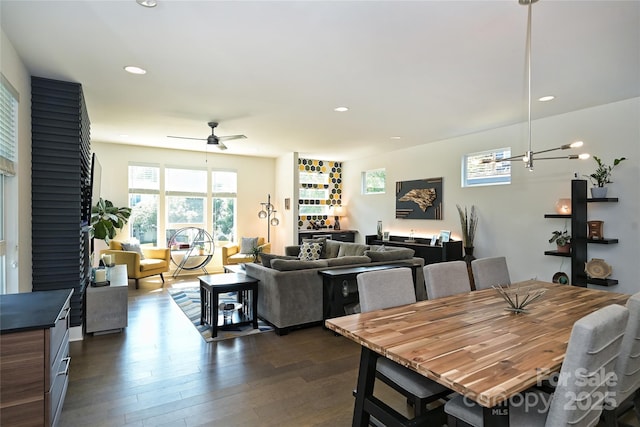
[160,273,165,283]
[601,408,617,427]
[135,278,139,289]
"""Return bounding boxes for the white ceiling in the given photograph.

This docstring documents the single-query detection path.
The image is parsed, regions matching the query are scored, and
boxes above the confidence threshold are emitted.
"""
[2,0,639,161]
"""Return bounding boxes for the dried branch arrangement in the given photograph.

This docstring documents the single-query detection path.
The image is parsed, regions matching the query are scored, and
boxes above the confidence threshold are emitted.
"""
[492,284,546,314]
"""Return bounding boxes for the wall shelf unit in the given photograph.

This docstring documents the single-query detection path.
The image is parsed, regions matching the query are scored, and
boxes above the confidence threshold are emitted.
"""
[544,179,619,287]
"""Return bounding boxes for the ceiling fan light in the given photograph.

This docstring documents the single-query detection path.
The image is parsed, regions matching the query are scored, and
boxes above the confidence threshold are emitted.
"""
[136,0,157,8]
[124,65,146,75]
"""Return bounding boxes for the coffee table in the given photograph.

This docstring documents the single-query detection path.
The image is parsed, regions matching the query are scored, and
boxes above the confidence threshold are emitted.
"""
[198,273,259,338]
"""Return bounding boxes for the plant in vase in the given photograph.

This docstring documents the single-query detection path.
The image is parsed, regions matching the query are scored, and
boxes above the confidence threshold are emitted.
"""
[583,155,626,198]
[456,204,478,258]
[250,246,262,263]
[91,198,132,244]
[549,230,571,253]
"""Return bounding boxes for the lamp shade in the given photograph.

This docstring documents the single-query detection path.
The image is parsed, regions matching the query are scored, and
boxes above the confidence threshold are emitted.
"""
[334,205,347,217]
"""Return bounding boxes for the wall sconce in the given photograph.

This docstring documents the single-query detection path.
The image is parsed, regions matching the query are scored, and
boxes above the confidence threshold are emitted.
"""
[333,205,346,230]
[258,194,279,242]
[555,198,572,215]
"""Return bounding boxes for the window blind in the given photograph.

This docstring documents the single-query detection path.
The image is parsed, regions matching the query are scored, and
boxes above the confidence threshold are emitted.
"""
[0,75,18,176]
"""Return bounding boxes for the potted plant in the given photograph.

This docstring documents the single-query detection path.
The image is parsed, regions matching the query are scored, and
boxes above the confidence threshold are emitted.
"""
[196,244,206,256]
[549,230,571,253]
[250,246,262,262]
[91,198,132,244]
[584,156,626,198]
[456,204,478,258]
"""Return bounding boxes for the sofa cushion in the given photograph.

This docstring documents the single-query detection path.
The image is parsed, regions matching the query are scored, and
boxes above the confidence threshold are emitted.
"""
[299,242,323,260]
[337,242,369,257]
[270,259,328,271]
[326,256,372,267]
[364,247,415,262]
[324,239,342,258]
[302,237,328,258]
[240,236,259,254]
[260,253,299,268]
[121,242,145,260]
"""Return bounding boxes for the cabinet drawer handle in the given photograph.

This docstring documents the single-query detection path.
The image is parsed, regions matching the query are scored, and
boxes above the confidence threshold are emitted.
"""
[58,307,71,321]
[57,357,71,377]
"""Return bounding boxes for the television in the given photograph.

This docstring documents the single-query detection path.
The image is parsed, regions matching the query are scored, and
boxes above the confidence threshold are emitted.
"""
[90,152,102,209]
[87,153,102,255]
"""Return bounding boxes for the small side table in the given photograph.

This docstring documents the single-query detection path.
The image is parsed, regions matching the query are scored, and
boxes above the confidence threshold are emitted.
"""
[199,273,259,338]
[85,265,128,334]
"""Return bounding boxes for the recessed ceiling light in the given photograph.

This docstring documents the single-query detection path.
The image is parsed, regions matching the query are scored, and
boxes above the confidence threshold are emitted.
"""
[538,95,555,102]
[334,106,349,112]
[136,0,157,8]
[124,66,147,75]
[390,136,402,140]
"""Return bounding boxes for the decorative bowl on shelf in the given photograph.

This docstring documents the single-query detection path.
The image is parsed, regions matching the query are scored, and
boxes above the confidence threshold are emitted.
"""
[585,258,612,279]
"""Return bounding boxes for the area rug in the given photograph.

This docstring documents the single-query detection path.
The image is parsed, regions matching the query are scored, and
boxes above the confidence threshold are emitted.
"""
[169,288,273,342]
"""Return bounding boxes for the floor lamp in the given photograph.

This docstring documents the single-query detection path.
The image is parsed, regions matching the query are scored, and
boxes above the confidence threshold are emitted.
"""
[258,194,279,242]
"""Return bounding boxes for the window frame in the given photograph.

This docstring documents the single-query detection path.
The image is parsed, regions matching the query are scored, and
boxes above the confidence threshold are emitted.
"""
[462,148,512,188]
[362,168,386,195]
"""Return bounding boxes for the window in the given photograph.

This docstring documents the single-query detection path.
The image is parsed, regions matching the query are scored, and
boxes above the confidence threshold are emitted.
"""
[462,148,511,187]
[165,168,207,240]
[0,76,18,294]
[129,165,160,245]
[128,165,237,248]
[362,168,385,194]
[212,171,237,243]
[299,170,331,216]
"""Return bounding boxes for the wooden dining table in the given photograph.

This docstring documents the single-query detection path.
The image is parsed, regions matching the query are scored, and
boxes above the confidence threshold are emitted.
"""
[325,280,630,427]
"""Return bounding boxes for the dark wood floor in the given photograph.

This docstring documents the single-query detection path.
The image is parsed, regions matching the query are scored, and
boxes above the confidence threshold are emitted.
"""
[60,275,639,427]
[60,275,403,427]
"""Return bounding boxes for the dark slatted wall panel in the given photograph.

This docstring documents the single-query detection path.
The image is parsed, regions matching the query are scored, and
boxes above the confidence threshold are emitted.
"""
[31,76,91,327]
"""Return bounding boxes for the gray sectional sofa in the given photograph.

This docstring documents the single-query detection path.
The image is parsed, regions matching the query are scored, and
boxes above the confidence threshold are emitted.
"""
[243,239,426,335]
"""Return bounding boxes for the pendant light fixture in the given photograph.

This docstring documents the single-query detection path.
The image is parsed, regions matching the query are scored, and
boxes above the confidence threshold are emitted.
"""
[489,0,590,171]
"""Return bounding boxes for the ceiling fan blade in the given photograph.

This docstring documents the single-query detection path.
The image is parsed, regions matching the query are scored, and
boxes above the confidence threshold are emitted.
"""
[167,135,206,141]
[218,134,247,142]
[217,141,228,150]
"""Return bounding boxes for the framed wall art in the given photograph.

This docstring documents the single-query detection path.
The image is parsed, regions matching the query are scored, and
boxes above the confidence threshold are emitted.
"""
[395,177,443,220]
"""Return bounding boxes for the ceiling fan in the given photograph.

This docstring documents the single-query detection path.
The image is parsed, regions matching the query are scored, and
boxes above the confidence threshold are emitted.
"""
[167,121,246,150]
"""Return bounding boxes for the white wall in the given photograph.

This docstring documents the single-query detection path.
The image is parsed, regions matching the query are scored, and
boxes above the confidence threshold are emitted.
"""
[92,141,276,265]
[1,29,32,293]
[272,152,298,254]
[344,98,640,295]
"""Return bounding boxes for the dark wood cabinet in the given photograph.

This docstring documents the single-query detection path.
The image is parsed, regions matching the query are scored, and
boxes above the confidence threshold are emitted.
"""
[365,235,463,265]
[0,289,72,427]
[544,179,619,287]
[298,230,356,244]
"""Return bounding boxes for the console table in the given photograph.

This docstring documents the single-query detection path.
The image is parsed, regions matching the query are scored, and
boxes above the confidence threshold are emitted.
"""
[85,265,128,334]
[318,261,421,322]
[365,235,463,265]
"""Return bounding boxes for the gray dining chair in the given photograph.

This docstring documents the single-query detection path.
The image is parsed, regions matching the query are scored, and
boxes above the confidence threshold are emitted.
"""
[471,256,511,290]
[423,260,471,299]
[444,303,629,427]
[356,267,450,420]
[602,291,640,426]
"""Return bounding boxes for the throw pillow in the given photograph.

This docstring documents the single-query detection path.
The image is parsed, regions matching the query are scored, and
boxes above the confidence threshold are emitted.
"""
[240,237,259,254]
[302,237,328,258]
[298,242,322,261]
[337,243,369,257]
[121,242,145,260]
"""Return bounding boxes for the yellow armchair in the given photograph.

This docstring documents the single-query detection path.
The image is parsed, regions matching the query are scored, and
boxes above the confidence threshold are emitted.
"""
[100,240,170,289]
[222,237,271,266]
